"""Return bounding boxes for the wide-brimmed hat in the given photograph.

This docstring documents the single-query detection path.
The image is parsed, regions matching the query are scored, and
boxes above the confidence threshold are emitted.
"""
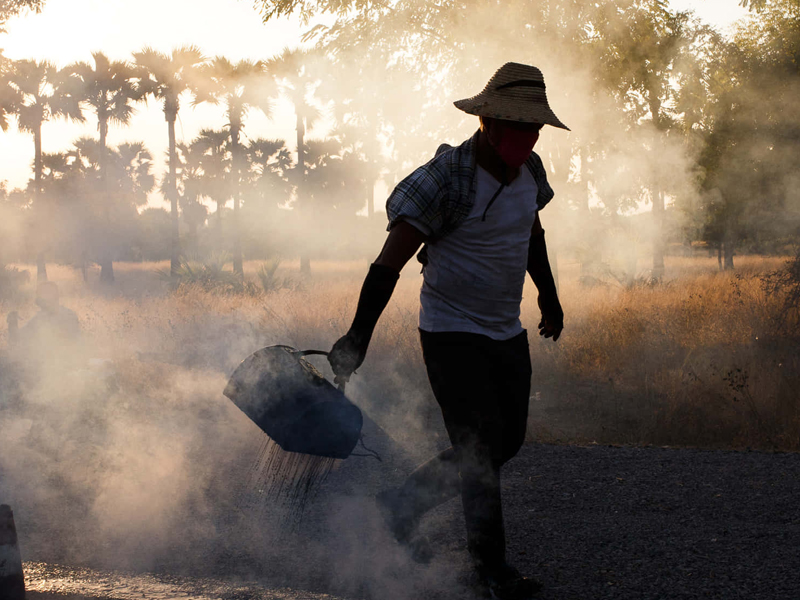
[454,62,570,130]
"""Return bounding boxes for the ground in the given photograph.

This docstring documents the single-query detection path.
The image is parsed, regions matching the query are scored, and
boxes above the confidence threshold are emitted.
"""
[19,442,800,600]
[1,255,798,599]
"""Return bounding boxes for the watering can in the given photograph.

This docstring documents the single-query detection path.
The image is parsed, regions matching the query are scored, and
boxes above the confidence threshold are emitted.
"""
[224,345,363,459]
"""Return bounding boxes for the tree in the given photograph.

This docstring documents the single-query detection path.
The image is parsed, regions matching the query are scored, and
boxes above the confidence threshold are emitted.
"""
[68,52,142,283]
[240,137,292,258]
[304,135,367,216]
[267,47,323,273]
[187,128,232,251]
[595,0,693,278]
[201,57,274,276]
[0,0,44,30]
[133,46,208,278]
[45,137,155,272]
[244,137,291,210]
[166,141,208,257]
[6,59,83,281]
[697,0,800,268]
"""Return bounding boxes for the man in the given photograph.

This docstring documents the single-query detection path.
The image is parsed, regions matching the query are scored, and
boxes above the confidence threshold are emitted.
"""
[328,62,567,599]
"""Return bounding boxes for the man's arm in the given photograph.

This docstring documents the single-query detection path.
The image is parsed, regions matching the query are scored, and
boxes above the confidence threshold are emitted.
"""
[527,214,564,341]
[328,221,427,383]
[374,221,429,271]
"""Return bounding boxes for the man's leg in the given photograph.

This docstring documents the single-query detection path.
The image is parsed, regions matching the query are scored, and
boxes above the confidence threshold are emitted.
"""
[377,331,486,542]
[378,330,531,570]
[377,446,461,543]
[419,330,531,567]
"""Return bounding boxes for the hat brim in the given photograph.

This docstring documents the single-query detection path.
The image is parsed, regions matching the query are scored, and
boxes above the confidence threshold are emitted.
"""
[454,96,570,131]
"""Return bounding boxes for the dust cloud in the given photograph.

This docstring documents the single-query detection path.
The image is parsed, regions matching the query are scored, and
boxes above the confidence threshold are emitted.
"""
[0,0,798,597]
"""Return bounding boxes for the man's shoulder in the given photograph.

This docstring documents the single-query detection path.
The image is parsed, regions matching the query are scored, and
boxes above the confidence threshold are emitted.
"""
[385,132,478,237]
[524,150,555,209]
[525,150,546,172]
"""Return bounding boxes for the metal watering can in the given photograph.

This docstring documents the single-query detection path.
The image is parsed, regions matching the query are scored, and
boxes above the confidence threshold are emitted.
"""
[223,345,363,459]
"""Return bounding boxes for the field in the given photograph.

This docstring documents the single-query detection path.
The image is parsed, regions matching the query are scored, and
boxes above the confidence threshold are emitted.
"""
[1,253,797,454]
[0,252,798,579]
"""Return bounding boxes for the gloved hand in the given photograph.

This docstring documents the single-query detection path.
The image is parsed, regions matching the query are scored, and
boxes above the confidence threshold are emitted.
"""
[328,330,369,385]
[327,263,400,385]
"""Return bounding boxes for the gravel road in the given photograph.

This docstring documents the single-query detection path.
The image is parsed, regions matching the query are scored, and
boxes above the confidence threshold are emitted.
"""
[20,443,800,600]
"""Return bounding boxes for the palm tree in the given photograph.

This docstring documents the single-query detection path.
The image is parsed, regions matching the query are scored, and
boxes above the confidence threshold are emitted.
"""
[201,57,275,276]
[133,46,208,278]
[321,57,396,219]
[164,141,208,257]
[67,52,141,283]
[188,128,232,249]
[6,59,83,281]
[66,137,155,273]
[116,142,156,209]
[267,48,323,273]
[0,51,21,133]
[245,137,291,205]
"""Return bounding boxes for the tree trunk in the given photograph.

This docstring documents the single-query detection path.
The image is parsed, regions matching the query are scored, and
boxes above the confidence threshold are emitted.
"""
[34,124,47,282]
[723,233,735,271]
[80,251,88,282]
[296,112,310,274]
[366,177,374,218]
[168,115,180,278]
[648,93,665,281]
[652,186,665,281]
[550,245,559,294]
[36,252,47,283]
[98,118,115,284]
[578,144,592,278]
[231,124,243,278]
[216,201,223,251]
[365,130,377,219]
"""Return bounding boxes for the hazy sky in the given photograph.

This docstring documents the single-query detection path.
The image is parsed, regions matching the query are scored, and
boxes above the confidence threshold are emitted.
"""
[0,0,318,198]
[0,0,750,207]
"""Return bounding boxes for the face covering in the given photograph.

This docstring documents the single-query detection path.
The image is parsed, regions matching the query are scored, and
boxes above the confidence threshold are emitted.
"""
[490,127,540,168]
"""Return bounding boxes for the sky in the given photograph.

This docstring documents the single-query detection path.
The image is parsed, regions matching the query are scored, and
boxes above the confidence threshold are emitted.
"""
[0,0,320,200]
[0,0,751,208]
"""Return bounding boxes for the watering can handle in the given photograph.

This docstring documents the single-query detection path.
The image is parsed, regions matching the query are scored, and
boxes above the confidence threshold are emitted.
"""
[295,349,347,393]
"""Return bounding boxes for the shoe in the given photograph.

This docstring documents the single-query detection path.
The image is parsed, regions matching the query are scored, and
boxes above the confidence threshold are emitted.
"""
[375,488,433,564]
[475,563,542,600]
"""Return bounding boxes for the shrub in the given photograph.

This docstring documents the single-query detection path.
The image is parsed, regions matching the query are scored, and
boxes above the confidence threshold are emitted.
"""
[762,245,800,335]
[159,254,260,296]
[257,259,287,294]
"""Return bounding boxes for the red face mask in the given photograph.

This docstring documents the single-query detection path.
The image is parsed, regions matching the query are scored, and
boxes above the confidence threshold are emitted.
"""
[490,127,540,168]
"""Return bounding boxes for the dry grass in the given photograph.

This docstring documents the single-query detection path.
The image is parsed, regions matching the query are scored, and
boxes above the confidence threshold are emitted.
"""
[1,254,798,452]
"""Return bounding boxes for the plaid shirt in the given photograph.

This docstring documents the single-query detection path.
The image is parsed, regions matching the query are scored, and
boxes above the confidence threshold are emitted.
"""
[386,130,554,241]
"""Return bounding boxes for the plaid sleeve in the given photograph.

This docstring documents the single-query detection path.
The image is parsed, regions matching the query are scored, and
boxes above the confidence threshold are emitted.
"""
[385,154,450,238]
[526,152,555,210]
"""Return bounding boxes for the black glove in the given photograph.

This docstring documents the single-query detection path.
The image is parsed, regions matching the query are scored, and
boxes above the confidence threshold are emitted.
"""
[328,263,399,383]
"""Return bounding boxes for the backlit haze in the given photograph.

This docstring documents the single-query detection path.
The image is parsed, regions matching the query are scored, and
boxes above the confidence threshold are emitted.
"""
[0,0,748,211]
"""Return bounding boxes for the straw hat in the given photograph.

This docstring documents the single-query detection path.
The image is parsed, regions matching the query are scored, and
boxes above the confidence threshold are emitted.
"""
[453,62,570,130]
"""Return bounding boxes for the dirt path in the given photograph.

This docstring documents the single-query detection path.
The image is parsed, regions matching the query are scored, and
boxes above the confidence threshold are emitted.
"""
[497,444,800,600]
[20,443,800,600]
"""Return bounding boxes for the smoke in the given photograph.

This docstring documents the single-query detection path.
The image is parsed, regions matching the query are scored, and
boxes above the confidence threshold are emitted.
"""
[0,263,461,599]
[0,1,798,597]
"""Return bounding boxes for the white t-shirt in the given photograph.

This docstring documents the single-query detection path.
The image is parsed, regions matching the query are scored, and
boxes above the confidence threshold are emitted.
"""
[407,164,539,340]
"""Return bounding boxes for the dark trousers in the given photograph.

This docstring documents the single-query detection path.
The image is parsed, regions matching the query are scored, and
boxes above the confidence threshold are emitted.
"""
[393,329,532,569]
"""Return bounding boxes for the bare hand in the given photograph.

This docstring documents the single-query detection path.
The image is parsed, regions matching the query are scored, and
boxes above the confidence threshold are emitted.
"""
[537,295,563,342]
[537,315,563,341]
